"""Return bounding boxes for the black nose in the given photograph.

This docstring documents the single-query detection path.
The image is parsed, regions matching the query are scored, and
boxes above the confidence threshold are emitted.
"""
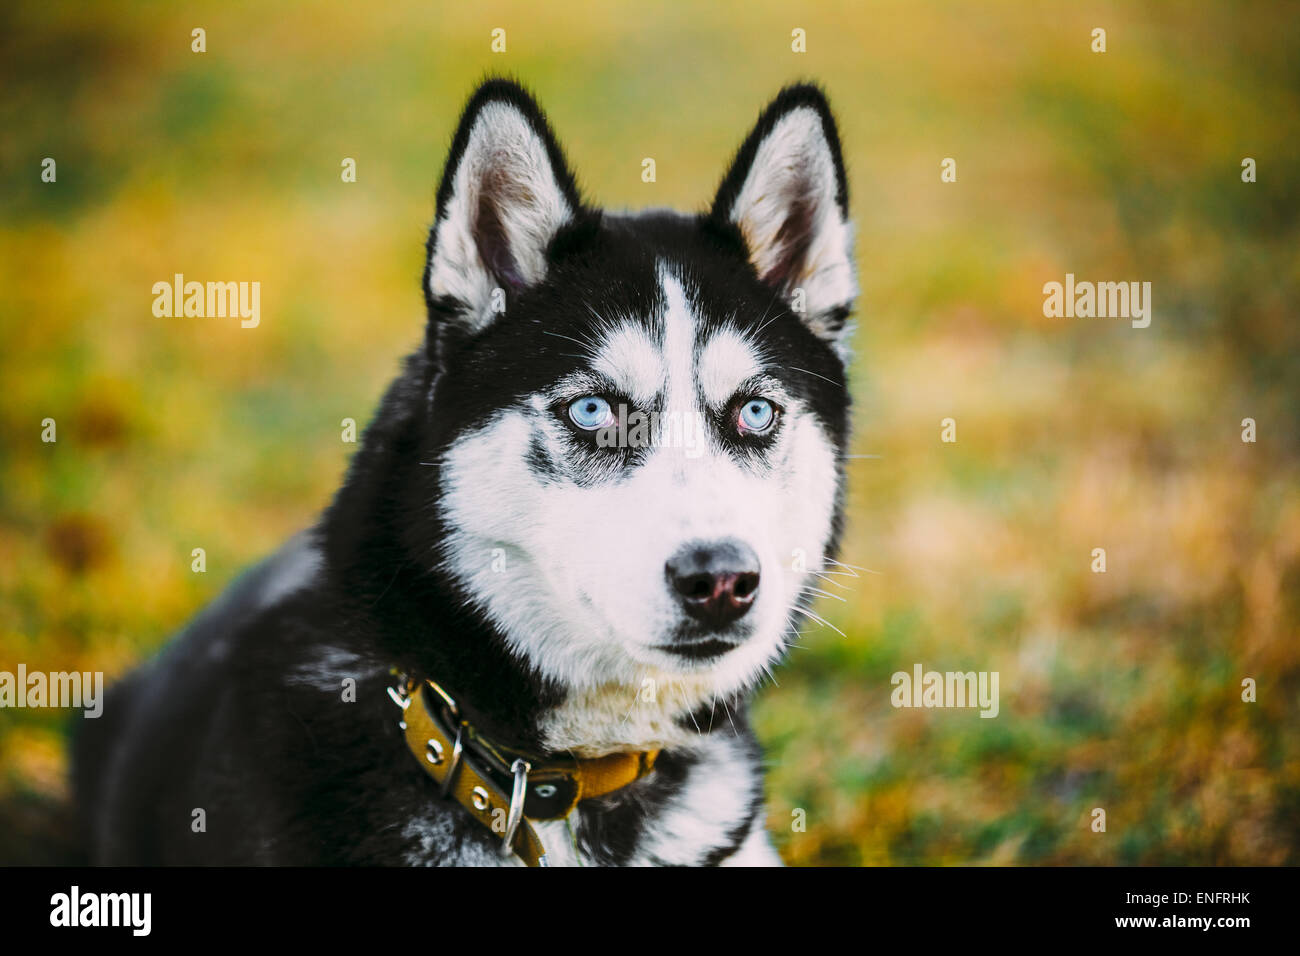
[665,540,761,630]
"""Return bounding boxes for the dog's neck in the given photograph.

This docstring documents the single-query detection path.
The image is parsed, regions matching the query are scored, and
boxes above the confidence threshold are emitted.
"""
[339,546,739,758]
[409,611,746,759]
[530,671,749,758]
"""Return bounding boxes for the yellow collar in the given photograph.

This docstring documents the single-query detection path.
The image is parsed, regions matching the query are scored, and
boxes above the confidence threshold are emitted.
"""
[388,675,659,866]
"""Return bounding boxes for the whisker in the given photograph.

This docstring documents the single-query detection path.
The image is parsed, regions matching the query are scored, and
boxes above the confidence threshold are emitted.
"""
[825,558,881,575]
[721,696,739,736]
[675,678,703,736]
[806,567,852,580]
[805,571,854,590]
[542,329,596,352]
[686,702,702,736]
[751,288,783,332]
[619,691,638,726]
[797,585,847,602]
[788,366,843,388]
[619,670,650,726]
[788,605,846,638]
[752,307,791,339]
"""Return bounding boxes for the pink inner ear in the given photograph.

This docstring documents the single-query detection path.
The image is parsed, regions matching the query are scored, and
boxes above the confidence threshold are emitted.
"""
[474,175,526,291]
[761,190,816,290]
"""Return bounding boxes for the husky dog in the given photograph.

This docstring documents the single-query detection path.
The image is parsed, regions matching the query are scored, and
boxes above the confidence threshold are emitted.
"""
[74,79,856,866]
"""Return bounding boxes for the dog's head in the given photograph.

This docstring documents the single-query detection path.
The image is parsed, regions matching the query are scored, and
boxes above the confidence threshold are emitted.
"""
[417,79,855,744]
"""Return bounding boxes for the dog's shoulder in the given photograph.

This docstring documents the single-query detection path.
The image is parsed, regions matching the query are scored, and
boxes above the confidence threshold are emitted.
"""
[78,530,357,863]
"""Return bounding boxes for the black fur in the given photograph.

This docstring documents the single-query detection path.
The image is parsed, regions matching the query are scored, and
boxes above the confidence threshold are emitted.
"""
[73,78,853,866]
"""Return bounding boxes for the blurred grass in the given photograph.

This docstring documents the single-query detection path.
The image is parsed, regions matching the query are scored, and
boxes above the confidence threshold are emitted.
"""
[2,0,1297,865]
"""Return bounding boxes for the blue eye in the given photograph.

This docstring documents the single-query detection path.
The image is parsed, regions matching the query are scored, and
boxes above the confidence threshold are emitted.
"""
[738,398,776,434]
[568,395,615,430]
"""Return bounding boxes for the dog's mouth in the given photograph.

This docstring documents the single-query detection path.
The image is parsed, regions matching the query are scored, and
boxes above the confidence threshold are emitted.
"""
[651,637,743,660]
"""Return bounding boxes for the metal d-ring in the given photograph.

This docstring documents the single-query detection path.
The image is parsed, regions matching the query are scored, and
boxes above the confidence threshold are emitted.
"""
[439,721,466,799]
[500,759,530,858]
[388,678,411,730]
[386,681,411,711]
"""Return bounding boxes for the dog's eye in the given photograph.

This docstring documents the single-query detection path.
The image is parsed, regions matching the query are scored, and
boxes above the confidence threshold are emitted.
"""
[736,398,777,435]
[568,395,616,430]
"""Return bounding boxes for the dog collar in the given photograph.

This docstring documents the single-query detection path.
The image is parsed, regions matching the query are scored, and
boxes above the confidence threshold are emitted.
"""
[387,674,659,866]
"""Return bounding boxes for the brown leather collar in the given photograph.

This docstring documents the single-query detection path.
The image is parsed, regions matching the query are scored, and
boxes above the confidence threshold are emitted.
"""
[388,674,659,866]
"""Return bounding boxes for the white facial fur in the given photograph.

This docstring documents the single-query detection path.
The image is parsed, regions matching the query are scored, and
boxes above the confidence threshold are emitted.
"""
[436,263,841,755]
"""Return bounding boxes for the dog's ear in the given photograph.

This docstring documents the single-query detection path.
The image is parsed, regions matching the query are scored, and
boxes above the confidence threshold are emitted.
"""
[710,85,856,344]
[424,79,583,334]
